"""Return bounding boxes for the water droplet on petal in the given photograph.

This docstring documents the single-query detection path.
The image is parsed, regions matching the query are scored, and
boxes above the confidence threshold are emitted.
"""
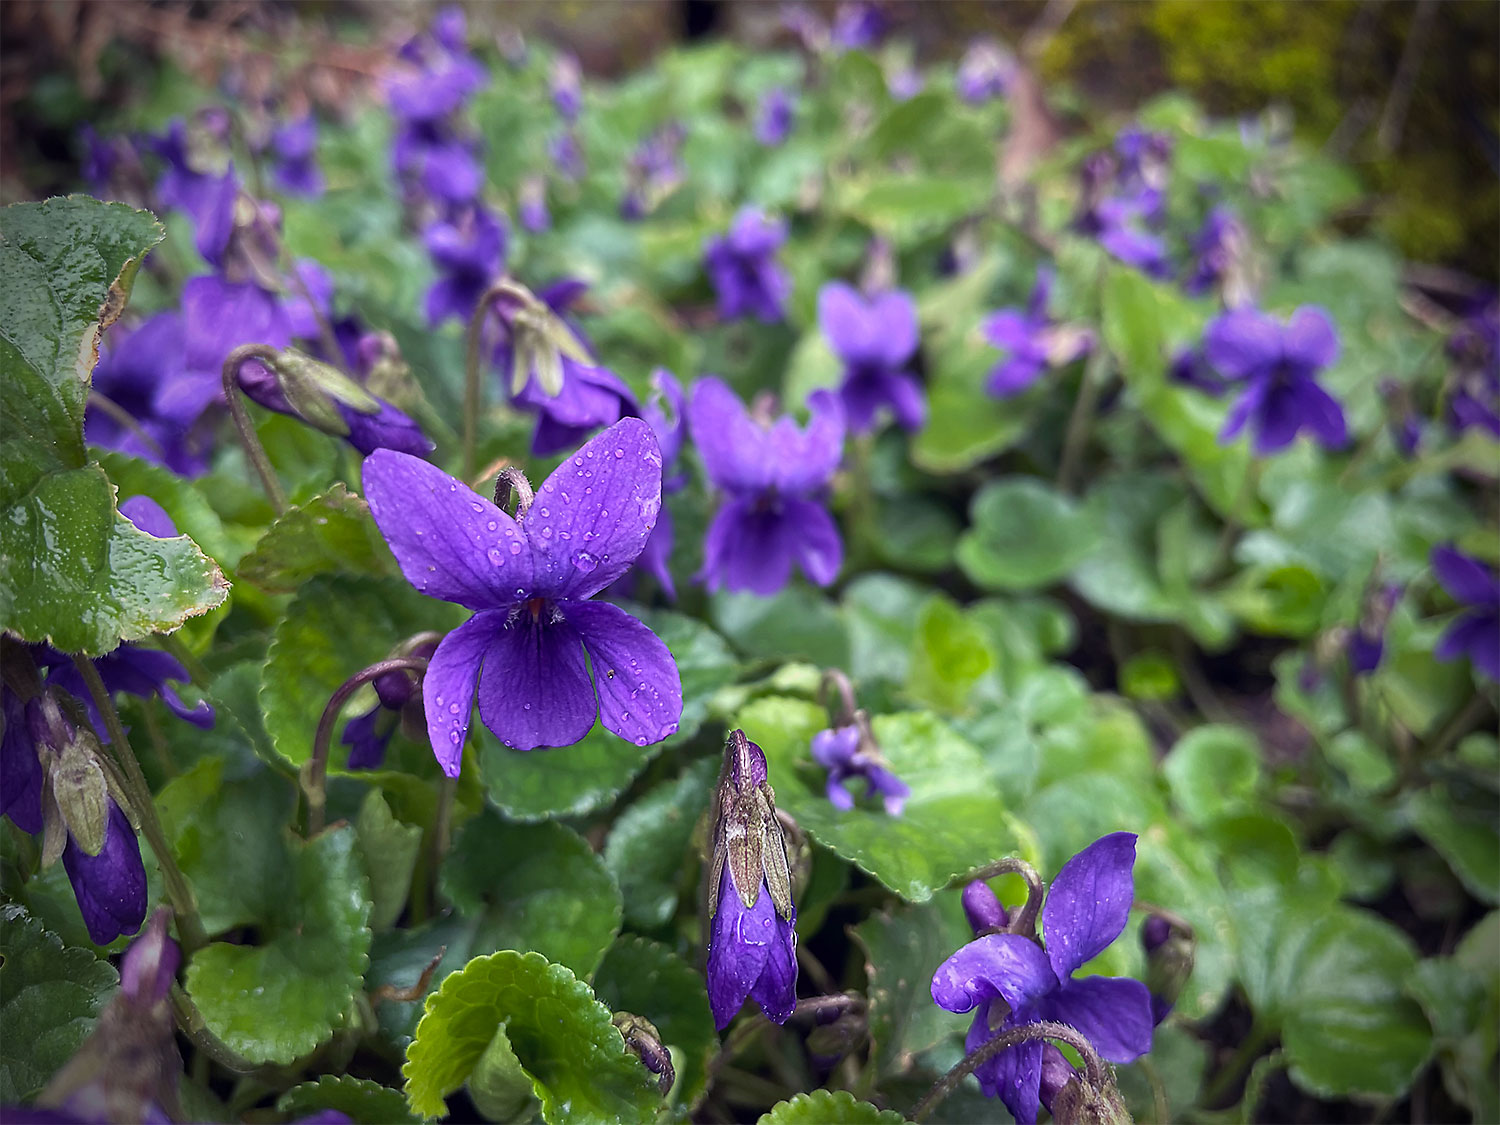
[509,541,523,555]
[614,448,624,458]
[523,702,532,711]
[634,735,648,746]
[448,702,460,715]
[572,550,598,573]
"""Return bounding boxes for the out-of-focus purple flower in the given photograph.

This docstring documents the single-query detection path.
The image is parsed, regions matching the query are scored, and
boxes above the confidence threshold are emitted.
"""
[704,730,798,1029]
[86,313,210,476]
[146,119,239,265]
[687,378,845,595]
[1182,206,1245,297]
[831,2,884,50]
[818,281,924,432]
[1204,306,1347,455]
[755,87,796,147]
[982,269,1091,398]
[886,62,925,101]
[519,175,550,233]
[423,206,507,326]
[1114,127,1172,208]
[270,115,324,197]
[386,15,487,208]
[1380,378,1422,457]
[1169,346,1228,396]
[627,370,688,599]
[1076,127,1172,276]
[956,39,1014,104]
[497,279,640,457]
[37,642,213,736]
[79,125,135,199]
[549,130,585,182]
[622,122,685,220]
[781,3,828,52]
[704,208,791,324]
[1348,582,1402,677]
[931,834,1154,1125]
[1094,196,1171,277]
[810,723,909,814]
[342,644,435,770]
[550,53,583,122]
[431,5,468,53]
[1431,545,1500,682]
[1447,297,1500,439]
[362,419,682,767]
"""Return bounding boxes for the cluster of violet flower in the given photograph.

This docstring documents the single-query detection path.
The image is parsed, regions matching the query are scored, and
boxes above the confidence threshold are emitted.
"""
[0,501,213,947]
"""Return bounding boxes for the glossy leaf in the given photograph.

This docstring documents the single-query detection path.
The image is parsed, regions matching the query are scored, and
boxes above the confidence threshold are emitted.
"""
[276,1075,420,1125]
[604,758,718,930]
[758,1090,908,1125]
[236,483,396,592]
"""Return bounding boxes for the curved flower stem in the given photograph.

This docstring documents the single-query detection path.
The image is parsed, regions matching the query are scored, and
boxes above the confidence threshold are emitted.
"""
[963,856,1045,939]
[1056,348,1107,494]
[493,466,535,518]
[909,1019,1108,1123]
[463,277,532,483]
[71,655,208,954]
[304,656,430,836]
[222,344,289,515]
[817,668,859,726]
[170,983,264,1075]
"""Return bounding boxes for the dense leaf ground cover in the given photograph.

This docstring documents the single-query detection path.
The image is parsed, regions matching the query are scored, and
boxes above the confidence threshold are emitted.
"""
[1,5,1497,1124]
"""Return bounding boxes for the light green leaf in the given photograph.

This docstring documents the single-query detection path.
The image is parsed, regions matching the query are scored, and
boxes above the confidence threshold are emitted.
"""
[956,477,1099,591]
[0,904,118,1101]
[910,384,1033,475]
[711,587,849,668]
[355,789,423,932]
[276,1075,420,1125]
[758,1090,908,1125]
[735,698,1016,902]
[1161,725,1262,827]
[1406,785,1500,905]
[236,483,396,593]
[402,950,660,1124]
[907,595,995,714]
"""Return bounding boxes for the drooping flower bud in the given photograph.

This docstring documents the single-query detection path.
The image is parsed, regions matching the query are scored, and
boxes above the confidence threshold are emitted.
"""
[804,992,868,1064]
[961,880,1009,934]
[1049,1071,1134,1125]
[612,1012,675,1097]
[703,729,798,1029]
[1141,912,1195,1025]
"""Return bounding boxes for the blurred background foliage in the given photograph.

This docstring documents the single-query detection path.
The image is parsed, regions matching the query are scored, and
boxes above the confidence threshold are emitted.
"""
[3,0,1496,276]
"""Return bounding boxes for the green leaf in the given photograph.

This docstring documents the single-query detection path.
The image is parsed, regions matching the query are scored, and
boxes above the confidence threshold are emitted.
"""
[478,721,660,822]
[637,607,740,739]
[852,896,971,1077]
[1405,913,1499,1122]
[906,595,995,714]
[1161,725,1261,827]
[95,449,235,567]
[442,812,621,978]
[604,758,718,930]
[0,904,118,1102]
[184,823,372,1065]
[1406,785,1500,905]
[356,789,423,932]
[402,950,660,1124]
[260,575,464,773]
[276,1076,420,1125]
[0,197,228,653]
[470,1020,541,1124]
[735,698,1016,902]
[711,587,849,668]
[956,477,1099,591]
[758,1090,908,1125]
[874,496,959,574]
[843,176,990,234]
[593,936,718,1111]
[236,483,396,593]
[910,384,1033,475]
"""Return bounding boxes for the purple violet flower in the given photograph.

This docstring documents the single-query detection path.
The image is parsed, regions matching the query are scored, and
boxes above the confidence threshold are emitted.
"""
[498,279,640,457]
[423,206,508,327]
[362,418,683,768]
[519,176,551,233]
[956,40,1015,105]
[1204,305,1348,455]
[886,63,925,101]
[236,354,434,458]
[1094,195,1171,278]
[1182,206,1245,297]
[705,731,798,1029]
[342,647,434,770]
[627,369,688,599]
[385,21,486,208]
[704,208,792,324]
[146,119,239,266]
[982,269,1090,398]
[86,313,209,476]
[755,88,796,146]
[549,130,585,182]
[830,2,884,51]
[1348,582,1402,677]
[687,378,845,595]
[622,123,685,220]
[1431,545,1500,682]
[1168,345,1228,396]
[270,115,324,197]
[931,833,1155,1125]
[818,281,925,433]
[1447,297,1500,439]
[810,723,909,814]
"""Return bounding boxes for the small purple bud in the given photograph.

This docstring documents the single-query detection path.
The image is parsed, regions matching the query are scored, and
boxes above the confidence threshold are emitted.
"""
[961,880,1008,934]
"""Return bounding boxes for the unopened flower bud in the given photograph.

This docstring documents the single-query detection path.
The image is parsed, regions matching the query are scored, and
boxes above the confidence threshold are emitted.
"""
[1049,1074,1133,1125]
[613,1013,675,1097]
[805,992,867,1063]
[962,880,1009,934]
[1141,913,1194,1024]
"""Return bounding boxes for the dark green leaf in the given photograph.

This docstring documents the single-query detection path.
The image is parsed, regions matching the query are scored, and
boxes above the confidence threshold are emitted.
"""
[402,950,661,1124]
[355,789,423,932]
[276,1075,419,1125]
[594,936,717,1111]
[478,721,660,822]
[758,1090,908,1124]
[956,477,1099,591]
[0,904,118,1101]
[603,758,718,930]
[236,483,396,593]
[711,587,849,668]
[442,812,621,978]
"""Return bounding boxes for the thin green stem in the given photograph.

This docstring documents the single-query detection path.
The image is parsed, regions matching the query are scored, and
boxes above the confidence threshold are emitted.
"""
[463,279,523,482]
[140,703,176,781]
[170,984,261,1075]
[909,1019,1108,1122]
[304,657,429,836]
[427,775,459,911]
[1199,1024,1273,1109]
[71,655,207,954]
[222,345,289,515]
[1056,349,1107,494]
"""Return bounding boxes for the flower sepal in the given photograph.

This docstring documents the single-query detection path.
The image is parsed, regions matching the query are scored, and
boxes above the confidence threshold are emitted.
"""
[708,730,794,923]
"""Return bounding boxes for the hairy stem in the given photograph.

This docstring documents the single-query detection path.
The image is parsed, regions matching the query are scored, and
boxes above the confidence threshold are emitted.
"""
[222,344,289,514]
[71,655,207,954]
[962,856,1046,939]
